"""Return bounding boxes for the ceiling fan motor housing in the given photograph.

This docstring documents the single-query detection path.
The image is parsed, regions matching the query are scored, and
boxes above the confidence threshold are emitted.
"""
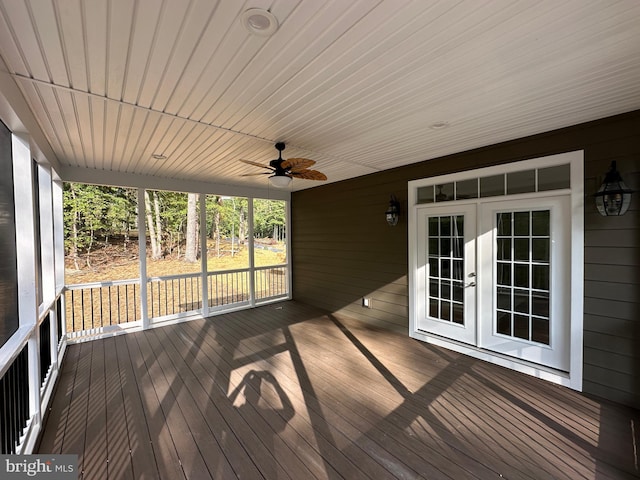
[270,142,288,175]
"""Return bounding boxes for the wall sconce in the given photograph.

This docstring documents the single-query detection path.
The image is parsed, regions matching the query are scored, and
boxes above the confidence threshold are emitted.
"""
[385,195,400,226]
[594,161,634,216]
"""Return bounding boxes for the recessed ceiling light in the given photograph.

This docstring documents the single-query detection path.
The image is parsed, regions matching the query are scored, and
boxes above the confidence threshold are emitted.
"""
[241,8,278,36]
[152,153,167,160]
[429,121,450,130]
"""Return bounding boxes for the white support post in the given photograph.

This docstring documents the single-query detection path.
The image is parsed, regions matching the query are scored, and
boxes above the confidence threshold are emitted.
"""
[52,180,65,295]
[200,194,209,317]
[247,197,256,307]
[286,198,292,299]
[38,164,56,310]
[43,159,58,367]
[12,133,41,432]
[137,189,149,329]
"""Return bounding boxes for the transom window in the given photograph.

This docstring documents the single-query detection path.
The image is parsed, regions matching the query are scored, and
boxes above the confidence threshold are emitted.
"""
[417,164,570,203]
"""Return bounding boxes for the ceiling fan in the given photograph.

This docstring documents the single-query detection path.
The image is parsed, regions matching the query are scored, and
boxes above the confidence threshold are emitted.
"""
[240,142,327,187]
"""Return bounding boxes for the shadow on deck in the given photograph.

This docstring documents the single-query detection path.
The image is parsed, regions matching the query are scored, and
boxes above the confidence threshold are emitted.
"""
[38,301,640,479]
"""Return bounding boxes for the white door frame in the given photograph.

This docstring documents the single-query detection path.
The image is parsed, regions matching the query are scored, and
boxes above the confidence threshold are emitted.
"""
[408,151,584,391]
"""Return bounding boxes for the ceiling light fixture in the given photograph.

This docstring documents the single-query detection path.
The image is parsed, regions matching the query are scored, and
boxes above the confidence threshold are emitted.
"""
[241,8,278,36]
[269,175,292,188]
[429,121,449,130]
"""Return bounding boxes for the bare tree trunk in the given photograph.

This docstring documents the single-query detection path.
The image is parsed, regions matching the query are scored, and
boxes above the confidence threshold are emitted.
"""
[86,226,94,268]
[144,191,162,259]
[153,191,163,256]
[123,221,129,252]
[71,220,79,270]
[213,196,222,257]
[214,210,221,258]
[185,193,199,262]
[70,186,80,270]
[238,207,246,245]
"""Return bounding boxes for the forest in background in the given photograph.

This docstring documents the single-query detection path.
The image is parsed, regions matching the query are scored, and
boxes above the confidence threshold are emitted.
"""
[63,183,287,283]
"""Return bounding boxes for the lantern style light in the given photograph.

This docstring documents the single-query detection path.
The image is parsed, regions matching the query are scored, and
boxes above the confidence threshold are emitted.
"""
[385,196,400,226]
[594,161,634,216]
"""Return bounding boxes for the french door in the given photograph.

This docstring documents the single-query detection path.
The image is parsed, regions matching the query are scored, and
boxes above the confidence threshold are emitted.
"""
[416,204,476,344]
[416,195,570,371]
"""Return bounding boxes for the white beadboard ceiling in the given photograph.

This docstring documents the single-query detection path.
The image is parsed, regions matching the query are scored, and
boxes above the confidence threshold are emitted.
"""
[0,0,639,191]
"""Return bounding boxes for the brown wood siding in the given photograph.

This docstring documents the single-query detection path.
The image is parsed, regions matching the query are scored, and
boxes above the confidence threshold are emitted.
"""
[292,110,640,408]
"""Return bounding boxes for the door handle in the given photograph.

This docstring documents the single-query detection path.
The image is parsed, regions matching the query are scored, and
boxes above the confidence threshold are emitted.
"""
[465,281,476,288]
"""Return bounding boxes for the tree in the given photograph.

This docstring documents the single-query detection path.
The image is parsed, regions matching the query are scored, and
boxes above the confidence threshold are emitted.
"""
[253,199,286,239]
[64,183,81,269]
[62,185,287,269]
[144,191,162,259]
[63,183,138,266]
[206,196,224,258]
[184,193,199,262]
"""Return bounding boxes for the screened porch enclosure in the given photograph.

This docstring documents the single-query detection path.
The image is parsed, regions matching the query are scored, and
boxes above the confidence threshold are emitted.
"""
[63,187,291,339]
[0,129,291,457]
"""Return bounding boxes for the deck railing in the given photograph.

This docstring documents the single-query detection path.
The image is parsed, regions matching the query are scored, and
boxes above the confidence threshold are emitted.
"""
[64,265,289,335]
[208,269,250,307]
[56,296,63,346]
[0,292,65,455]
[0,344,29,454]
[39,314,52,386]
[255,265,289,300]
[65,279,142,334]
[148,272,202,318]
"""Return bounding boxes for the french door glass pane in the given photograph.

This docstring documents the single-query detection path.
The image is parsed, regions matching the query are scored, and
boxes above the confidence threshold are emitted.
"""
[495,210,551,345]
[428,215,465,324]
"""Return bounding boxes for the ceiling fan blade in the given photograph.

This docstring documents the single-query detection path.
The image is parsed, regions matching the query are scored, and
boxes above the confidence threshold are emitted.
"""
[239,158,272,169]
[240,172,271,176]
[281,158,316,170]
[290,169,327,181]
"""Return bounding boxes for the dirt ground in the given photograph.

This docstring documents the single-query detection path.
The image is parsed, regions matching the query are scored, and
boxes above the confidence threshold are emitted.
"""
[65,239,285,284]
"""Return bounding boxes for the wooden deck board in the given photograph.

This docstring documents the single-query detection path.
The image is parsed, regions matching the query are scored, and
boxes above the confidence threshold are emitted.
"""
[83,339,108,480]
[225,310,474,479]
[233,309,544,479]
[177,313,395,480]
[124,333,186,480]
[61,342,93,478]
[103,337,134,480]
[38,301,640,479]
[170,321,329,480]
[111,334,157,479]
[38,341,81,454]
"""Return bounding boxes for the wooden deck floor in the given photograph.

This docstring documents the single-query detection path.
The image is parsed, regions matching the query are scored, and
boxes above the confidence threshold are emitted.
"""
[38,301,639,479]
